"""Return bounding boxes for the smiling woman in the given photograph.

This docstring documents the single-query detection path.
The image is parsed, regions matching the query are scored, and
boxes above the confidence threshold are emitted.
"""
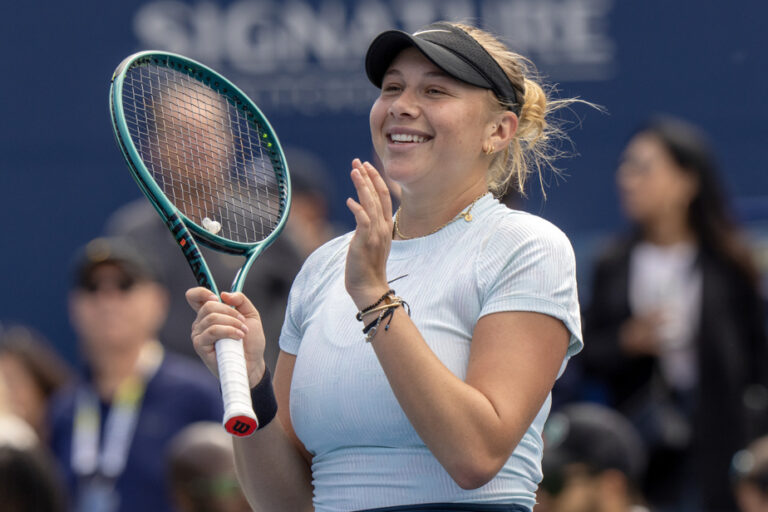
[365,22,588,241]
[186,20,590,512]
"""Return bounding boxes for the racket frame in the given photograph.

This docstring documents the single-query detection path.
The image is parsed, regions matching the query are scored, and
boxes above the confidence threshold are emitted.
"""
[110,50,291,294]
[109,50,292,436]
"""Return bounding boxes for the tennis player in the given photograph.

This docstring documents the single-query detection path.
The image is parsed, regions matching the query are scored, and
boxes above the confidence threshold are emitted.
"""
[187,21,585,512]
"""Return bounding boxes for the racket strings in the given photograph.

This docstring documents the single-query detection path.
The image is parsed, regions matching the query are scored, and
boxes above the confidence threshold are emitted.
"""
[121,62,285,244]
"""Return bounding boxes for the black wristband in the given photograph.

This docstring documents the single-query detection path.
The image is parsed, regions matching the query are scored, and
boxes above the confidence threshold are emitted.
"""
[250,367,278,430]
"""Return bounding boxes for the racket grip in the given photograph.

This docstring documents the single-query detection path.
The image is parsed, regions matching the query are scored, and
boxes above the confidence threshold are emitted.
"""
[215,338,258,437]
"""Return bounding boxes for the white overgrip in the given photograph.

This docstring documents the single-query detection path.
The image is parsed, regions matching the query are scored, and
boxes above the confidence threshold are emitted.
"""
[216,337,258,436]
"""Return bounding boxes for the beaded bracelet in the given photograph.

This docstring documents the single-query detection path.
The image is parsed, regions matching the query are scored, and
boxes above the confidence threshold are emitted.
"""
[355,289,396,321]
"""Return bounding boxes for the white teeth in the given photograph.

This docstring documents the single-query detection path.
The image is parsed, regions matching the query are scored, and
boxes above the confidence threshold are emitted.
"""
[390,133,428,143]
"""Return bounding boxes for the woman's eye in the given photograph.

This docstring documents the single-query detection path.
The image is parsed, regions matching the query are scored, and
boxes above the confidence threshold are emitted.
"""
[426,88,444,95]
[382,84,402,92]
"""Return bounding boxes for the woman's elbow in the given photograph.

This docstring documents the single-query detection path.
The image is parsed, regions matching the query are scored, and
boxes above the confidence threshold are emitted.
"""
[440,423,524,489]
[453,472,494,491]
[448,457,506,490]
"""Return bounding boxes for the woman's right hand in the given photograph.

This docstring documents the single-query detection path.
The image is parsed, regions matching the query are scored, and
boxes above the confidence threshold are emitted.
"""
[186,287,267,387]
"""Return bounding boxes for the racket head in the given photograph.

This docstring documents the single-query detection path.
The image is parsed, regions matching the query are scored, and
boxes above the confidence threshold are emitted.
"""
[109,51,291,259]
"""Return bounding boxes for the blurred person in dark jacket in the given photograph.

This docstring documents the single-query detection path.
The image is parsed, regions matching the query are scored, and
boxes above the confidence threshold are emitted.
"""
[582,116,768,512]
[48,237,223,512]
[281,147,343,260]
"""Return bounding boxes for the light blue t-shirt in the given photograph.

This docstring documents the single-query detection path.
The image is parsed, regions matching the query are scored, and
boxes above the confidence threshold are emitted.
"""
[279,194,582,512]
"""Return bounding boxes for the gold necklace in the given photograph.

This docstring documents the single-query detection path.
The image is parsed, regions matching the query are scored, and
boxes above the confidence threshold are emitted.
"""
[393,193,487,240]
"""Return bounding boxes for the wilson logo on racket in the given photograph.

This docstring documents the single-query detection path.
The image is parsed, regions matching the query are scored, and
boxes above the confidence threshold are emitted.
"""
[229,419,255,436]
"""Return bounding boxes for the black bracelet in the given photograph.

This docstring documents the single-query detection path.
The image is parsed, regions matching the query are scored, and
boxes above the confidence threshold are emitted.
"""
[356,289,396,321]
[362,307,395,334]
[363,306,399,342]
[250,367,278,430]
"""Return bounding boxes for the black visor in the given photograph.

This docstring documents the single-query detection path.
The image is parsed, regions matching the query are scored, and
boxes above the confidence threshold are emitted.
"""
[365,22,522,115]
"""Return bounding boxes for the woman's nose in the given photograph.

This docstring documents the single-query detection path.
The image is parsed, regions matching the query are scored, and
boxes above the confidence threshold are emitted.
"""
[388,88,419,118]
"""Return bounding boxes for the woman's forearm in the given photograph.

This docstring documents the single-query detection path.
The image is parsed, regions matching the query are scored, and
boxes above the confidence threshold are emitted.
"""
[233,419,314,511]
[368,308,569,489]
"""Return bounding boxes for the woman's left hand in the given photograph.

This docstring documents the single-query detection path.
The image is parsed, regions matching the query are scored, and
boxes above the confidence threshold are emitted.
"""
[344,159,394,309]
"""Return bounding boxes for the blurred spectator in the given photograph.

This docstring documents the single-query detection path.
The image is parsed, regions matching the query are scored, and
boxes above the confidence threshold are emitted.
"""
[0,324,72,441]
[0,444,68,512]
[582,116,768,512]
[0,375,68,512]
[282,146,342,259]
[167,421,251,512]
[538,402,649,512]
[732,436,768,512]
[48,237,224,512]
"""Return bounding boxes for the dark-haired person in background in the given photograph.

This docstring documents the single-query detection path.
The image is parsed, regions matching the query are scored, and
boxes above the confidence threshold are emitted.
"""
[581,116,768,512]
[0,360,67,512]
[538,402,649,512]
[167,421,251,512]
[0,324,72,442]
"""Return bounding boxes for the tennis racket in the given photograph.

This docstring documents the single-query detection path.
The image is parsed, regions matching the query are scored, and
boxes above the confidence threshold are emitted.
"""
[109,51,291,437]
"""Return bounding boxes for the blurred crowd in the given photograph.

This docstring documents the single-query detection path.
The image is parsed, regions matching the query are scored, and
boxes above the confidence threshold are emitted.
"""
[1,120,767,512]
[537,116,768,512]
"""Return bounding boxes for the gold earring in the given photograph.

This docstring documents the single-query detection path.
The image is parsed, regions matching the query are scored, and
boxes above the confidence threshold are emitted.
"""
[483,143,494,155]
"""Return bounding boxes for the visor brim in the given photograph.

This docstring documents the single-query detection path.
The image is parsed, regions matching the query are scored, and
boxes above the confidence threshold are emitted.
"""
[365,30,492,91]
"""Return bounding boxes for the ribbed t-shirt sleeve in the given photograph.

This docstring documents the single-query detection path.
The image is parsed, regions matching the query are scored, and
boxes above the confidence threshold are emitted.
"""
[476,215,583,359]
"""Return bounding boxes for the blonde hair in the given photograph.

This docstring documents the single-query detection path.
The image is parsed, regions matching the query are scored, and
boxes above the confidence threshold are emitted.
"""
[452,22,596,197]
